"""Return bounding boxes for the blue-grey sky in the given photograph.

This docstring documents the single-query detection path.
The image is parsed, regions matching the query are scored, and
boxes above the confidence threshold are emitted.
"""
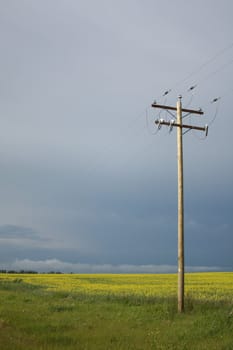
[0,0,232,272]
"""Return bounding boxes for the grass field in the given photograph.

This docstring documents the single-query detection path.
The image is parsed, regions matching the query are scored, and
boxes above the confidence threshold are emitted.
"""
[0,272,232,349]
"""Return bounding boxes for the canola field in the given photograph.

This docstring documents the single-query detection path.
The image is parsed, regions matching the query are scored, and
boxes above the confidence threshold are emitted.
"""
[1,271,233,301]
[0,272,232,350]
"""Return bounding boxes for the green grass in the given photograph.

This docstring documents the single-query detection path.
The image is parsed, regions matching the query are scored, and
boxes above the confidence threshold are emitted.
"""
[0,275,232,349]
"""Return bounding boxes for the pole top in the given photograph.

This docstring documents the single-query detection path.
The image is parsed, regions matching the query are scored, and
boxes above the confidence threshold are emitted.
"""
[178,95,182,100]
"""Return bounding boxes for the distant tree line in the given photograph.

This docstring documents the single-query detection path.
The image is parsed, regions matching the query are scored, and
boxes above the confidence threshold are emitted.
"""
[0,270,63,274]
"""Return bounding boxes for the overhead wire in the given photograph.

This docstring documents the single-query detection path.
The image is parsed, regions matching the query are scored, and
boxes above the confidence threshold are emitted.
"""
[183,57,233,98]
[152,42,233,136]
[207,101,220,127]
[146,107,160,135]
[150,41,233,108]
[67,39,233,194]
[82,42,233,179]
[162,42,233,103]
[184,91,194,108]
[120,42,233,174]
[216,86,233,100]
[170,41,233,93]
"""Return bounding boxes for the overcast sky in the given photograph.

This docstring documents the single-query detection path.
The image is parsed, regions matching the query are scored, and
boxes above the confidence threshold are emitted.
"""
[0,0,232,273]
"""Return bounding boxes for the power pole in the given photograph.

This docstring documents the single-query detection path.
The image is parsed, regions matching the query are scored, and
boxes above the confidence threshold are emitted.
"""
[151,96,207,313]
[177,97,184,313]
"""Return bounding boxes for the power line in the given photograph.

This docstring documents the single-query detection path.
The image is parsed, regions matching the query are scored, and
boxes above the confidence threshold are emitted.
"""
[126,42,233,135]
[152,42,233,107]
[185,57,233,96]
[80,43,233,178]
[170,42,233,93]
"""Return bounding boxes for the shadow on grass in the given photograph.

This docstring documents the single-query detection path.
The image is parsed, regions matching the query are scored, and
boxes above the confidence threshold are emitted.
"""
[0,278,44,292]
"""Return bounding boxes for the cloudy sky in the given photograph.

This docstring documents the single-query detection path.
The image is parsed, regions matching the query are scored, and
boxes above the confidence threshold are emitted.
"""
[0,0,232,273]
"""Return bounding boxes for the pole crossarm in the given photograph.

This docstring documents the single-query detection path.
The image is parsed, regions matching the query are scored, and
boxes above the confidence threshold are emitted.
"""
[155,119,208,133]
[151,103,204,115]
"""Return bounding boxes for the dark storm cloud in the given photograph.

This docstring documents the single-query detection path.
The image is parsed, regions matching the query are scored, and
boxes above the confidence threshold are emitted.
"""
[0,224,41,240]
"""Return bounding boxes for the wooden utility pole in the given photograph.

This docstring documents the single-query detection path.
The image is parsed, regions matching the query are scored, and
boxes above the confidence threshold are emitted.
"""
[151,96,207,313]
[177,96,184,313]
